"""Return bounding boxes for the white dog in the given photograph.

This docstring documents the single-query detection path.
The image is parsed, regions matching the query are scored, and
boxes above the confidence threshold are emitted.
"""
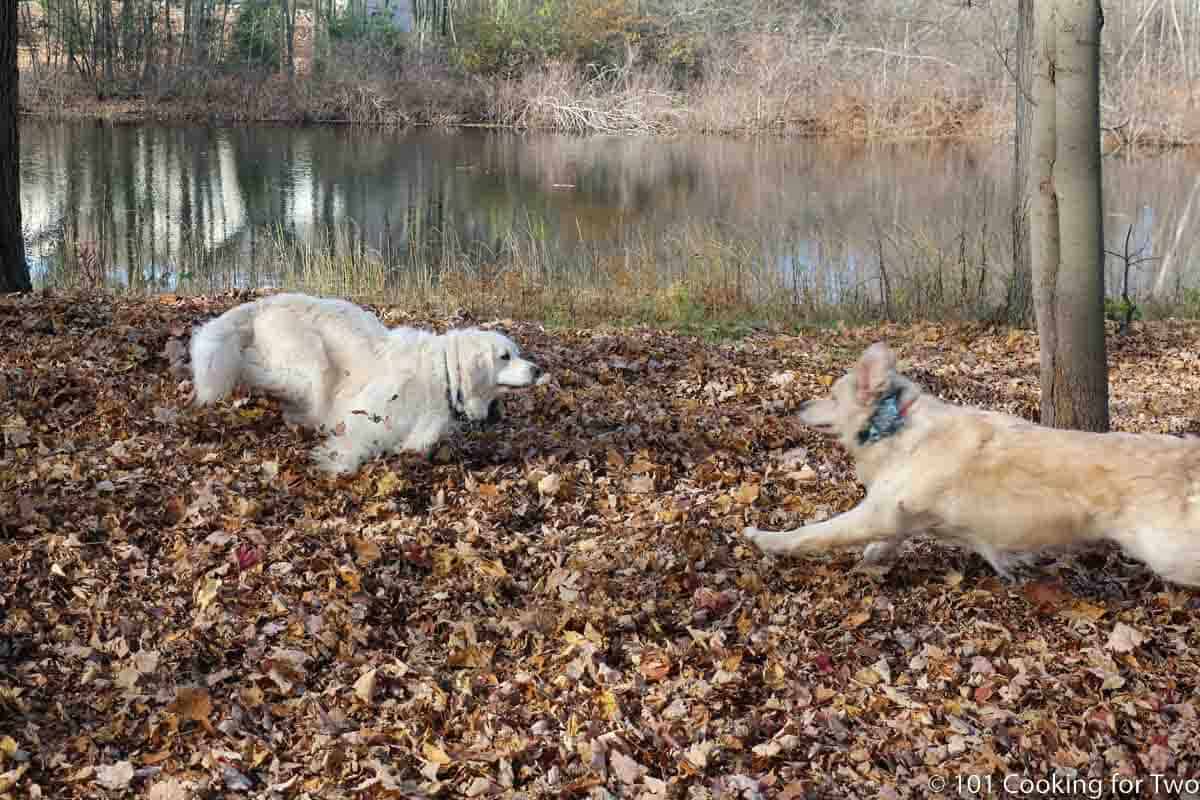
[744,341,1200,588]
[189,293,542,474]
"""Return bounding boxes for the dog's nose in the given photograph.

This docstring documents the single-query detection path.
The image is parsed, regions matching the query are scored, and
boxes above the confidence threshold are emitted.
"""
[531,364,543,381]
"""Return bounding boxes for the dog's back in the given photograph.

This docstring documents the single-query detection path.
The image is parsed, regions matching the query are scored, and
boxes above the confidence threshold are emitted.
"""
[746,341,1200,588]
[869,397,1200,554]
[190,293,389,408]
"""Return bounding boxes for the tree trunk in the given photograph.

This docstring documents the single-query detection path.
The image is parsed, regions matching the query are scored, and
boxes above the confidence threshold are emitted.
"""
[281,0,296,78]
[312,0,324,76]
[1008,0,1035,326]
[0,0,31,294]
[1032,0,1109,432]
[101,0,114,89]
[182,0,192,66]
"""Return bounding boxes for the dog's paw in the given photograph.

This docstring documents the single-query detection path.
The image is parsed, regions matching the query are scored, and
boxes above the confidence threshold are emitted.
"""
[313,445,358,476]
[862,541,898,565]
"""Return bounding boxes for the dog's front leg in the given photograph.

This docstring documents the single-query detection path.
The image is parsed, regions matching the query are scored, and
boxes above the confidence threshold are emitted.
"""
[743,496,909,557]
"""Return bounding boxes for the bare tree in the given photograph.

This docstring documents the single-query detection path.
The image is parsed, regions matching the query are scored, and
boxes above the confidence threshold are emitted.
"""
[281,0,298,77]
[1031,0,1109,431]
[1,0,31,293]
[1008,0,1035,326]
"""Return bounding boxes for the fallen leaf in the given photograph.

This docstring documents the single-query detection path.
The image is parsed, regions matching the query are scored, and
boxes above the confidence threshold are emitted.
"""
[844,610,871,629]
[537,472,563,497]
[422,741,452,765]
[1106,622,1146,653]
[465,776,494,796]
[610,749,647,784]
[639,650,671,682]
[1023,579,1070,612]
[626,475,655,494]
[0,765,27,793]
[354,669,378,704]
[732,482,760,505]
[351,536,382,564]
[683,741,712,769]
[194,577,221,611]
[234,544,261,571]
[95,762,134,792]
[170,687,215,734]
[221,765,252,791]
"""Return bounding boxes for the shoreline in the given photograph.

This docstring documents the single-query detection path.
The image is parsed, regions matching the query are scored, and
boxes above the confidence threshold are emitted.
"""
[19,102,1191,159]
[17,66,1018,141]
[19,90,1197,155]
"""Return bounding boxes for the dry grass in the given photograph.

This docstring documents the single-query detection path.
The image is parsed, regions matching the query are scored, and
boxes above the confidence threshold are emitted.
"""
[1103,70,1200,151]
[490,61,684,134]
[32,214,1040,338]
[36,214,1200,338]
[37,220,874,333]
[19,59,1008,139]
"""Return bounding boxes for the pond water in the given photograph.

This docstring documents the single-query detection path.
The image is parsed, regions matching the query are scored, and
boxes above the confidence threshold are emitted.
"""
[18,120,1200,310]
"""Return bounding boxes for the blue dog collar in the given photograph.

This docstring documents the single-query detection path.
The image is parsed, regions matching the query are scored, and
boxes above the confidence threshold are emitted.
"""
[857,388,908,446]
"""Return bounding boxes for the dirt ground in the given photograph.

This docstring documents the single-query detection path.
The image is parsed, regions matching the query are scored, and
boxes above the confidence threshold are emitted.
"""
[3,292,1200,799]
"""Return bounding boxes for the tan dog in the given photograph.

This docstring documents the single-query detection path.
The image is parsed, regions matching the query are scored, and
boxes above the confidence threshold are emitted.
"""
[190,293,542,475]
[743,342,1200,588]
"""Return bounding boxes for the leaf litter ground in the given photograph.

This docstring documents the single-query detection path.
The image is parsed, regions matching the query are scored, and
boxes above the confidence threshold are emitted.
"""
[3,293,1200,799]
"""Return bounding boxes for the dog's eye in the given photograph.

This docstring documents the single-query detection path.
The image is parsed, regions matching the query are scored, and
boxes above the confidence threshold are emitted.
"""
[500,353,511,361]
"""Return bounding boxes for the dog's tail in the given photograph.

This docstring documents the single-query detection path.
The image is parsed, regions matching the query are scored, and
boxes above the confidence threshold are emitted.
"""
[189,301,257,407]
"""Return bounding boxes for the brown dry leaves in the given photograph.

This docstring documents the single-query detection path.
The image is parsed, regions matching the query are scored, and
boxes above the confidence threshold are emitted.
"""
[2,294,1200,798]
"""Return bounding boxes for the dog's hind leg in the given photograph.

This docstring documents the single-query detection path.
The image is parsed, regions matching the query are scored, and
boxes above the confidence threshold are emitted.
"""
[1109,527,1200,589]
[967,541,1020,582]
[244,327,331,425]
[862,539,905,564]
[744,496,917,557]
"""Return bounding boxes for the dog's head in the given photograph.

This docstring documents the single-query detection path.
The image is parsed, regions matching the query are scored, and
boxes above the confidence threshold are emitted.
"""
[444,329,542,424]
[799,342,921,450]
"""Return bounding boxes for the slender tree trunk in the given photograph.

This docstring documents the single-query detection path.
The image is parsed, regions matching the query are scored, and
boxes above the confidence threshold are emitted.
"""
[1032,0,1109,432]
[195,0,212,64]
[182,0,193,66]
[281,0,296,78]
[162,0,172,65]
[218,0,233,64]
[1031,1,1059,382]
[141,1,158,86]
[312,0,324,75]
[1,0,31,294]
[1009,0,1035,326]
[101,0,114,88]
[1153,174,1200,298]
[119,0,134,73]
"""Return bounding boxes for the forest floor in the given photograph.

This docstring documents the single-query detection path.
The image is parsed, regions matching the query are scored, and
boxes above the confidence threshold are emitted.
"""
[3,291,1200,798]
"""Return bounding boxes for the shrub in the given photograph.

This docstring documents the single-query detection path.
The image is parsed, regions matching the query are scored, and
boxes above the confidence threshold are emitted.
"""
[328,9,407,56]
[558,0,640,69]
[454,4,562,78]
[1104,295,1141,323]
[231,0,283,69]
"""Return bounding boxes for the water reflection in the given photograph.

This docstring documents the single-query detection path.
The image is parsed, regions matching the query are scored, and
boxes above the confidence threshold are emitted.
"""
[18,120,1200,306]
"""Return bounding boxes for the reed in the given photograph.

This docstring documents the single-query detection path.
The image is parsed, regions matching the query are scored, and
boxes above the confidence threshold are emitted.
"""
[34,214,1200,334]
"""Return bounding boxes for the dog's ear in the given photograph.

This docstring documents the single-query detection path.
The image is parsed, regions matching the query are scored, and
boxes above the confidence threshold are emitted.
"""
[446,330,493,406]
[855,342,895,405]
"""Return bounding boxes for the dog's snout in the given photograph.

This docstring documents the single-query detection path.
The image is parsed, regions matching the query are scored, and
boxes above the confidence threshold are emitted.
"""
[531,364,543,381]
